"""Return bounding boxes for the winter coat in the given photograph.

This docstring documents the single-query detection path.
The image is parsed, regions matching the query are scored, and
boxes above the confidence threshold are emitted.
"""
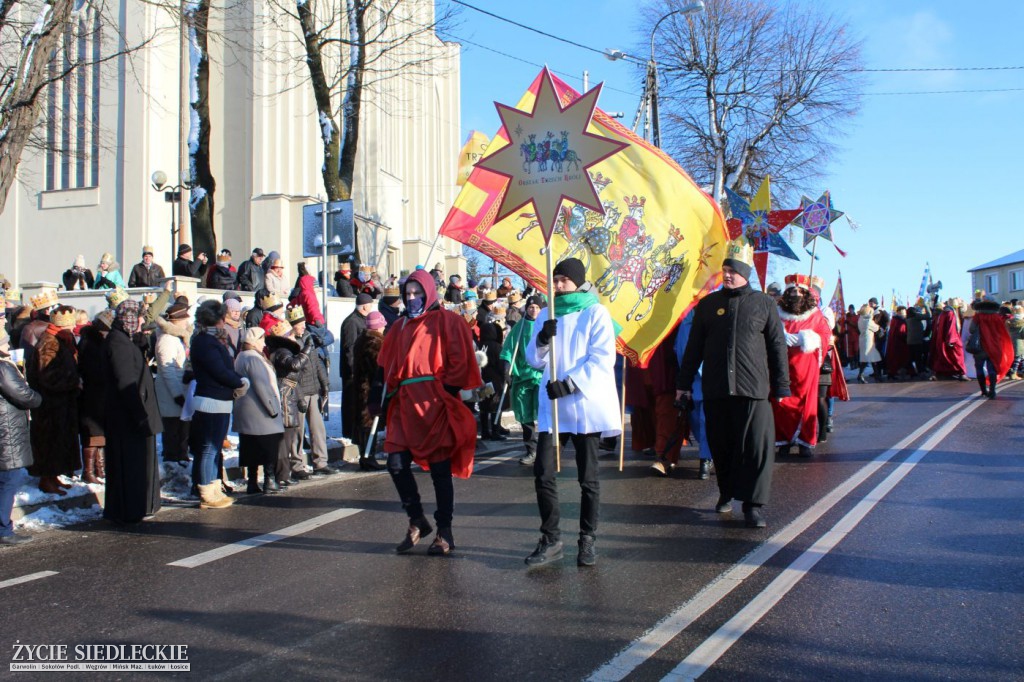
[858,314,882,363]
[269,342,307,429]
[295,331,329,398]
[207,264,237,290]
[265,269,288,300]
[153,321,189,418]
[0,357,42,470]
[172,256,206,278]
[93,268,126,290]
[678,284,790,401]
[1008,317,1024,357]
[288,275,325,325]
[191,332,245,402]
[352,330,384,430]
[62,268,95,291]
[505,304,523,328]
[444,285,464,304]
[26,327,81,477]
[478,321,505,397]
[334,274,355,298]
[339,309,367,383]
[128,262,166,288]
[76,325,107,438]
[906,306,931,345]
[236,258,265,292]
[378,300,402,331]
[232,349,283,435]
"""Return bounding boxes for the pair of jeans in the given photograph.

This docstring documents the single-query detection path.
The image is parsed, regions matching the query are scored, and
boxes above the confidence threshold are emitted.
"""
[534,431,600,542]
[386,451,454,528]
[191,411,230,486]
[0,468,21,536]
[974,356,996,387]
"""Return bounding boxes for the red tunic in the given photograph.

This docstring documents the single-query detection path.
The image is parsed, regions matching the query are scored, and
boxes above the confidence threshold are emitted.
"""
[844,312,860,362]
[827,345,849,401]
[930,309,966,376]
[773,308,831,447]
[885,316,910,376]
[973,312,1014,380]
[378,272,481,478]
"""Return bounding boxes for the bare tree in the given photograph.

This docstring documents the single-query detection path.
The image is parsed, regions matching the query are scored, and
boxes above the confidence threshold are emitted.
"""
[183,0,217,258]
[647,0,864,204]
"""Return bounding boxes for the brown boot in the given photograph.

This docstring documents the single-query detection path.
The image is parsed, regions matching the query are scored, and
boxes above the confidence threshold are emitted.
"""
[39,476,67,496]
[94,448,106,480]
[81,448,101,484]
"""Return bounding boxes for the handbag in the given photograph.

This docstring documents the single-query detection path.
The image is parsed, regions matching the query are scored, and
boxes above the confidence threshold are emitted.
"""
[965,328,982,355]
[821,349,834,374]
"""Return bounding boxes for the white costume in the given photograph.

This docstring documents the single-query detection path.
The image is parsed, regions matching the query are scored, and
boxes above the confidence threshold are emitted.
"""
[526,301,621,437]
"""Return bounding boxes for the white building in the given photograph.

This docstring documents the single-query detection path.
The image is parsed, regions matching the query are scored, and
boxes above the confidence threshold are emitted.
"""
[0,0,465,288]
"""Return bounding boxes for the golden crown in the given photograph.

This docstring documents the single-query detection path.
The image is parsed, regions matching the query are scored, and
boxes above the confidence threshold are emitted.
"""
[286,305,305,323]
[51,307,78,328]
[94,309,116,329]
[724,239,754,265]
[30,289,59,311]
[260,293,281,309]
[269,319,292,337]
[383,285,400,297]
[106,288,130,308]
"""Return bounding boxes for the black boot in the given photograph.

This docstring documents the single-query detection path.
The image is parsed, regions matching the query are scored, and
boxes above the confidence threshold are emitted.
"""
[427,526,454,556]
[698,459,711,480]
[978,377,988,397]
[359,456,383,471]
[263,474,280,494]
[246,467,262,495]
[396,516,433,554]
[988,377,997,399]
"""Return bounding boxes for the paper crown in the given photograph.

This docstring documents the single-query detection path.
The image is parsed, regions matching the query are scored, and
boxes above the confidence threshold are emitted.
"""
[106,288,130,308]
[30,289,59,311]
[461,300,476,311]
[260,293,282,310]
[269,319,292,337]
[51,306,77,328]
[141,245,155,256]
[508,291,522,303]
[216,253,231,264]
[358,265,373,273]
[383,285,400,297]
[93,309,116,330]
[809,275,825,292]
[286,304,305,323]
[483,290,497,301]
[724,240,754,265]
[784,273,811,290]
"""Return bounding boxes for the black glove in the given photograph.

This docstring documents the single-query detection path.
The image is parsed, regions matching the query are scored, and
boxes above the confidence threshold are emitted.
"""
[546,377,576,400]
[173,395,186,407]
[503,361,512,381]
[673,391,694,412]
[443,383,461,397]
[537,319,557,346]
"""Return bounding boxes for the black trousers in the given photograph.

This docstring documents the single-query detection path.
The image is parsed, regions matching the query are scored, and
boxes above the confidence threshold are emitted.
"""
[387,451,454,528]
[534,431,600,542]
[908,343,927,375]
[704,397,774,506]
[522,421,537,456]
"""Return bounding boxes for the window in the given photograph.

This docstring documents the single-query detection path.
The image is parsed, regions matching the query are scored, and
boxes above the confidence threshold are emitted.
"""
[1011,269,1024,292]
[985,273,999,295]
[45,8,101,191]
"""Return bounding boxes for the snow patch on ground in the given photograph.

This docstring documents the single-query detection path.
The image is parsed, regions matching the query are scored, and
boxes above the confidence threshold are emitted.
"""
[18,503,104,531]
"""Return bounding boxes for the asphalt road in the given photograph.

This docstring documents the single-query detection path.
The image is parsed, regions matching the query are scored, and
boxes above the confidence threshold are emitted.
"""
[2,377,1021,681]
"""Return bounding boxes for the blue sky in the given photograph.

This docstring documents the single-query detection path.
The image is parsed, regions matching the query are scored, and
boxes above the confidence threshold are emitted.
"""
[441,0,1024,307]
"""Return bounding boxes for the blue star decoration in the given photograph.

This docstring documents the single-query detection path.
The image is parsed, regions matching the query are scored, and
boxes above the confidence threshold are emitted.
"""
[798,191,844,247]
[724,186,799,261]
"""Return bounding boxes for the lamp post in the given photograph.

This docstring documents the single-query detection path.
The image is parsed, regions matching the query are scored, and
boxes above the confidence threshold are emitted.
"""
[151,170,192,261]
[612,1,704,148]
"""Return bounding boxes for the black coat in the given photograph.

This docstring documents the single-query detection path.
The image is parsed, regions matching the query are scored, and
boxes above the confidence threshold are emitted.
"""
[478,321,505,399]
[334,275,355,298]
[0,358,41,471]
[76,325,107,439]
[339,310,367,383]
[678,285,790,400]
[62,268,95,291]
[191,333,244,401]
[128,262,166,288]
[295,332,330,398]
[172,256,206,279]
[236,258,265,292]
[208,264,237,290]
[269,342,307,429]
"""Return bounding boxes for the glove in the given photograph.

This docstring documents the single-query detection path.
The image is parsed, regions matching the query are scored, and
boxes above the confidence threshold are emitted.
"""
[546,377,576,400]
[232,377,250,400]
[173,395,185,407]
[536,319,557,347]
[673,390,694,412]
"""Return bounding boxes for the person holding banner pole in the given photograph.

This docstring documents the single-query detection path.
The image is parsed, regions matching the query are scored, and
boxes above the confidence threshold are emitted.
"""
[499,295,544,466]
[524,258,620,568]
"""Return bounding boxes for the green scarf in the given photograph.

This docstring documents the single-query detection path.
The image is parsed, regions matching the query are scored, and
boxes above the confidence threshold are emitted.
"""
[552,290,622,336]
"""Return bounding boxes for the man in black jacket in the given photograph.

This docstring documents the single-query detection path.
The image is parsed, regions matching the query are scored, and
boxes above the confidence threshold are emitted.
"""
[286,305,336,478]
[677,242,789,529]
[172,244,208,279]
[128,246,167,287]
[339,293,373,441]
[236,248,265,292]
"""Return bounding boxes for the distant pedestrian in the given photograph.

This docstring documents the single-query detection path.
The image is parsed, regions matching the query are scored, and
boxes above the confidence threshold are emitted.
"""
[207,250,237,290]
[233,327,284,494]
[339,293,373,442]
[0,327,42,545]
[236,248,266,292]
[929,298,969,380]
[856,304,884,383]
[289,262,325,326]
[128,246,166,288]
[93,253,126,290]
[1007,306,1024,379]
[499,295,543,466]
[264,256,288,300]
[334,262,355,298]
[966,296,1014,398]
[153,301,191,463]
[62,255,94,291]
[76,310,113,483]
[352,311,387,470]
[172,244,208,279]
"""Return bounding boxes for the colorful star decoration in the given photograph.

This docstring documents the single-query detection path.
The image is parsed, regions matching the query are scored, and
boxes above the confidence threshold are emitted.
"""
[725,176,802,290]
[474,67,629,244]
[798,191,844,247]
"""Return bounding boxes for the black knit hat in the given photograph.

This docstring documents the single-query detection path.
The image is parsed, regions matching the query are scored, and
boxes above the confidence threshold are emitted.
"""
[178,244,193,256]
[553,258,586,287]
[526,295,545,308]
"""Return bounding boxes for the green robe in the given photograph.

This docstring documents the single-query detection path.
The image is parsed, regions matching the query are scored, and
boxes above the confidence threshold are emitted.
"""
[499,317,542,424]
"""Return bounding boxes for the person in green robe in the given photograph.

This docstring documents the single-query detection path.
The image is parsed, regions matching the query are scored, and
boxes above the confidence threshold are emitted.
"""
[500,295,544,465]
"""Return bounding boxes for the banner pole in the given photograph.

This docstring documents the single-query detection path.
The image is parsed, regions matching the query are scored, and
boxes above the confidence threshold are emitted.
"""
[493,329,521,428]
[618,362,627,472]
[545,246,561,472]
[808,236,819,280]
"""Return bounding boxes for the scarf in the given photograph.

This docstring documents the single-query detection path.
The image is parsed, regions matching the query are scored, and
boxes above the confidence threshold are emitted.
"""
[406,296,425,318]
[553,289,622,335]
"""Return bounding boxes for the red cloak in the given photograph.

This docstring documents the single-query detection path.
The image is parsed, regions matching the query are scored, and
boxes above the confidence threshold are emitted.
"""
[773,307,831,447]
[885,316,910,376]
[973,312,1014,381]
[378,270,481,478]
[827,345,849,401]
[930,309,966,375]
[844,312,860,362]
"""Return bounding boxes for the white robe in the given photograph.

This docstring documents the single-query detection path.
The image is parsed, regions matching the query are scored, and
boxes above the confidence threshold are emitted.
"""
[526,301,621,437]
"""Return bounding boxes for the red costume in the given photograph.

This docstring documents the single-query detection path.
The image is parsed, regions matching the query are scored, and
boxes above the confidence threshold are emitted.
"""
[973,312,1014,380]
[930,307,967,376]
[844,311,860,364]
[378,270,481,478]
[828,344,850,401]
[885,315,910,377]
[626,329,686,463]
[289,274,325,326]
[773,281,832,448]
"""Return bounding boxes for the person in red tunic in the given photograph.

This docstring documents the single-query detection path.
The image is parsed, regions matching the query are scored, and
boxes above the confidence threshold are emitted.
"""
[377,269,481,556]
[966,296,1014,398]
[885,307,911,379]
[844,306,860,369]
[772,274,832,457]
[929,298,969,380]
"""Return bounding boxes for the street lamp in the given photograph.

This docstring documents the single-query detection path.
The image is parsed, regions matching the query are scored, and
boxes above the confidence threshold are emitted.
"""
[621,1,705,148]
[151,169,192,261]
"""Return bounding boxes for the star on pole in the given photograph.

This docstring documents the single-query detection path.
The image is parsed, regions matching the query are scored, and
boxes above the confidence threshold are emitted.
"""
[797,190,844,247]
[474,67,629,245]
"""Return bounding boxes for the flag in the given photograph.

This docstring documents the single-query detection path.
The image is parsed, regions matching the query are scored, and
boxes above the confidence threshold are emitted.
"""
[917,264,930,299]
[828,272,846,323]
[439,70,727,367]
[456,131,490,187]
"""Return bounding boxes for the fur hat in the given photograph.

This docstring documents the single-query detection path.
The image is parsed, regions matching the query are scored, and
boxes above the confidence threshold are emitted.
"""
[553,258,587,287]
[366,311,386,330]
[286,304,305,323]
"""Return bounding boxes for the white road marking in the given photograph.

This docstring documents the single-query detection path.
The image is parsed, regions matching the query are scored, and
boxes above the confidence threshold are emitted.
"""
[473,452,519,473]
[587,391,982,682]
[0,571,59,590]
[168,508,362,568]
[664,395,986,681]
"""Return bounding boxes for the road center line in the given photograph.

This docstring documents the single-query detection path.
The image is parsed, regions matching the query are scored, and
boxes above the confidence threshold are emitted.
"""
[587,390,981,682]
[0,571,59,590]
[167,508,362,569]
[664,395,986,681]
